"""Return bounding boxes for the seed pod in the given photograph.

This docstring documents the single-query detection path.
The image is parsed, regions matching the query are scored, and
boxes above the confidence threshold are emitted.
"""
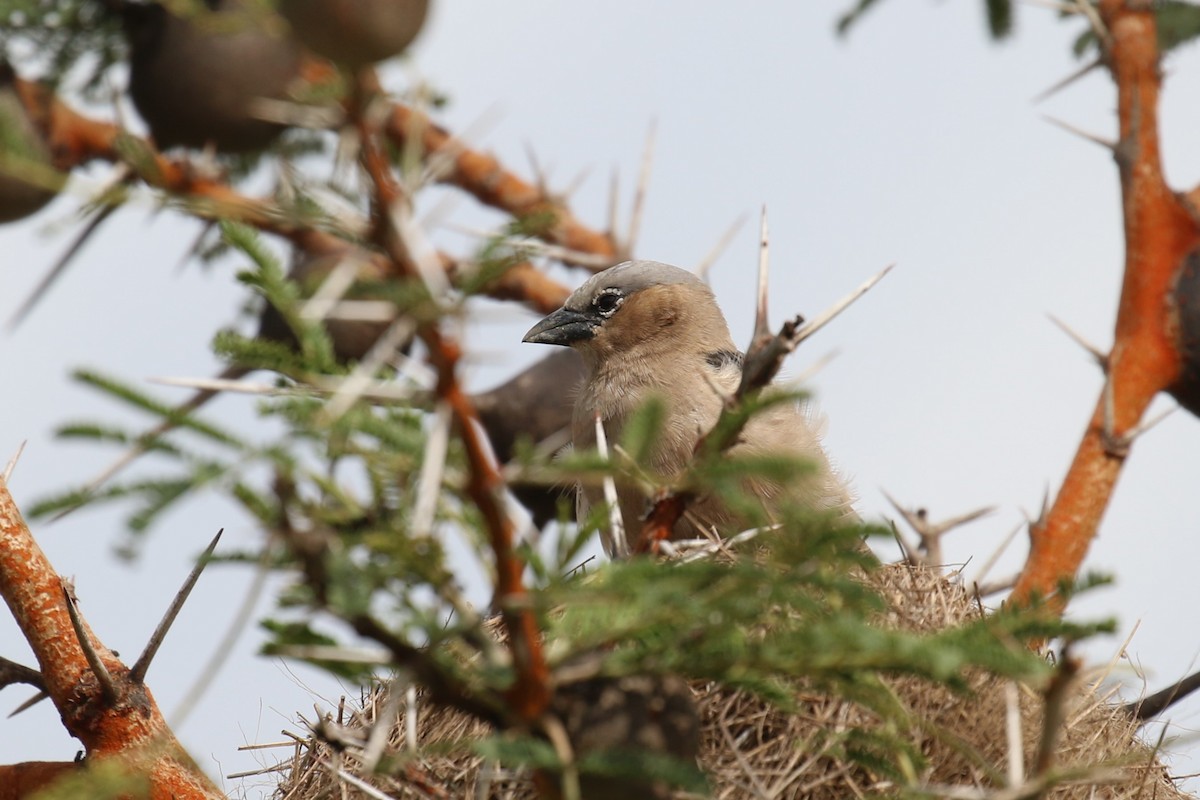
[279,0,429,69]
[124,0,303,153]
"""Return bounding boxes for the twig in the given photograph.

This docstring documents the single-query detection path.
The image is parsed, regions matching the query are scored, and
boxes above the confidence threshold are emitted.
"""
[1124,665,1200,721]
[1004,682,1024,787]
[361,678,405,773]
[882,491,994,568]
[1087,619,1140,695]
[149,373,425,402]
[0,656,43,692]
[593,412,629,559]
[318,758,400,800]
[356,71,549,725]
[1034,648,1081,778]
[411,402,452,539]
[738,263,893,399]
[382,101,617,267]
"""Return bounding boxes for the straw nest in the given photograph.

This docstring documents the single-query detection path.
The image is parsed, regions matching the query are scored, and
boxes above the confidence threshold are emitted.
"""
[271,564,1191,799]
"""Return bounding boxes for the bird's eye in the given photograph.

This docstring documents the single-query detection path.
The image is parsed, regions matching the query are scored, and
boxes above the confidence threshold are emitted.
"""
[593,291,622,317]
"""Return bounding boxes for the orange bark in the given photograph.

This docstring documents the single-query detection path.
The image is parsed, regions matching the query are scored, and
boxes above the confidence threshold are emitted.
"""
[385,104,618,267]
[10,74,571,315]
[1011,3,1200,605]
[0,762,80,800]
[359,93,551,724]
[0,479,222,799]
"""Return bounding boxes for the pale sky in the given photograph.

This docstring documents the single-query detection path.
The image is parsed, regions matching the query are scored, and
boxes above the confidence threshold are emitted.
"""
[3,2,1200,795]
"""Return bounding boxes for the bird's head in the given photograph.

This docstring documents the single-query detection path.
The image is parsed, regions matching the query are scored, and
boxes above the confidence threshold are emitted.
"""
[522,260,733,367]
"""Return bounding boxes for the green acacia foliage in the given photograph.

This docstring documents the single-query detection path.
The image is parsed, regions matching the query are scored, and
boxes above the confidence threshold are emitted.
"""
[33,223,1116,796]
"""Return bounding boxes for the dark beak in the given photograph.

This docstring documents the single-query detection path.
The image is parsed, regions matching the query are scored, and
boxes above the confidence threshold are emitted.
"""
[522,307,597,346]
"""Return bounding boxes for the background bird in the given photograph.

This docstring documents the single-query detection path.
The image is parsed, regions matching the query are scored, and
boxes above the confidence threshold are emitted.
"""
[523,259,855,551]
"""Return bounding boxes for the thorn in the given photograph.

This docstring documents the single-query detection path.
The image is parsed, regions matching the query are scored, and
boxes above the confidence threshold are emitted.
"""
[1032,58,1102,104]
[593,412,629,559]
[523,141,549,196]
[316,316,417,424]
[793,263,894,348]
[7,201,120,331]
[1124,405,1178,442]
[623,119,656,259]
[62,581,118,702]
[411,403,452,540]
[173,221,217,274]
[2,440,27,483]
[780,349,840,389]
[964,520,1022,587]
[130,528,224,683]
[606,167,620,240]
[1047,314,1107,369]
[8,690,48,718]
[1103,404,1177,459]
[561,165,592,202]
[887,519,917,566]
[695,213,747,284]
[753,207,772,343]
[1042,114,1116,151]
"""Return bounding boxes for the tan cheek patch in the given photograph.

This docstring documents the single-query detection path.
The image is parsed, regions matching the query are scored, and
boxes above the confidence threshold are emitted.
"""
[601,286,687,348]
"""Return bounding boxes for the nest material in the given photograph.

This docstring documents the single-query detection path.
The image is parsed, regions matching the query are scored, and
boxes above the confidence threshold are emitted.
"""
[271,565,1191,799]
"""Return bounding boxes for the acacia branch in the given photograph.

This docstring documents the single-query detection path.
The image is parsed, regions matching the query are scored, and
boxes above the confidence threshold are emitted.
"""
[0,478,221,799]
[384,103,618,268]
[10,72,571,316]
[1011,1,1200,607]
[356,76,550,726]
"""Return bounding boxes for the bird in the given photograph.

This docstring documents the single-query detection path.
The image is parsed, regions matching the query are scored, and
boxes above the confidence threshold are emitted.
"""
[522,259,855,551]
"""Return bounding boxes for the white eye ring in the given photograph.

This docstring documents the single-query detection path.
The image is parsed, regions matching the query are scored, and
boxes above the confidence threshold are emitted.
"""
[593,290,623,317]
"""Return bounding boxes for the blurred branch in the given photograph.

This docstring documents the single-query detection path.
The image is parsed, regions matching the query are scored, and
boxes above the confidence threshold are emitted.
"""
[10,72,571,315]
[384,102,618,268]
[356,72,551,725]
